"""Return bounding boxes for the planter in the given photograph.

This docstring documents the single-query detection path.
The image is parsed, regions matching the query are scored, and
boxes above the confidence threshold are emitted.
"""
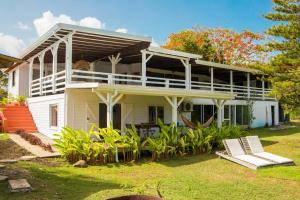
[107,195,163,200]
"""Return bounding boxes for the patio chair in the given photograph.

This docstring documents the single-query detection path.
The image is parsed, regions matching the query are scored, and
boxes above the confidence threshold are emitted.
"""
[216,139,275,170]
[240,136,294,165]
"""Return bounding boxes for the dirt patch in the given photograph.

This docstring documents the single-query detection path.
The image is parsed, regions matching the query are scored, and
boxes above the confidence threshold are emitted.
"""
[31,157,65,167]
[0,139,32,160]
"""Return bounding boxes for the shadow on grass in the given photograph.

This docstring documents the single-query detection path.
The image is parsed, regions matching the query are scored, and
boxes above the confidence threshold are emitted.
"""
[0,164,125,200]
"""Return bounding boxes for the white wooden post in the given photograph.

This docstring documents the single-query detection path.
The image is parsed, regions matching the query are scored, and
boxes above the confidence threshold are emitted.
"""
[65,34,73,84]
[213,99,226,129]
[230,70,233,94]
[210,67,214,91]
[247,72,250,99]
[171,96,177,125]
[107,93,113,128]
[141,50,146,86]
[28,58,33,97]
[38,52,45,96]
[51,43,59,94]
[262,75,265,100]
[189,63,192,89]
[180,59,190,89]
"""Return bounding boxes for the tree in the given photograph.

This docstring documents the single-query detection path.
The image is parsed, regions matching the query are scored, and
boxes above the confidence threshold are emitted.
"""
[0,71,7,100]
[264,0,300,111]
[162,27,267,66]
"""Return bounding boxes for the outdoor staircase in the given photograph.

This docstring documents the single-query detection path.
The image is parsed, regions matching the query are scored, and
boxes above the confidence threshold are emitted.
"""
[2,105,38,133]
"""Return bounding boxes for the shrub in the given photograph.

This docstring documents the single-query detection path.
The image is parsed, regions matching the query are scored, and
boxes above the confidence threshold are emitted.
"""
[16,129,53,152]
[16,96,27,105]
[54,125,142,164]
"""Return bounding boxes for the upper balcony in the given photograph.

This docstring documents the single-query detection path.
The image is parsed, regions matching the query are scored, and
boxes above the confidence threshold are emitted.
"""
[25,23,274,101]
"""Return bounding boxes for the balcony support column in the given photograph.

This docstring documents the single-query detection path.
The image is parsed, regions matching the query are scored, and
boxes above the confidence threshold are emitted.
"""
[108,53,122,74]
[262,75,265,100]
[50,43,59,94]
[247,72,250,99]
[180,59,190,89]
[141,50,153,87]
[65,33,74,84]
[230,70,233,94]
[38,51,45,96]
[210,67,214,91]
[28,58,33,97]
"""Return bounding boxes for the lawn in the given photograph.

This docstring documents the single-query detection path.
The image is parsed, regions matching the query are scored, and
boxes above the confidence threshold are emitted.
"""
[0,124,300,200]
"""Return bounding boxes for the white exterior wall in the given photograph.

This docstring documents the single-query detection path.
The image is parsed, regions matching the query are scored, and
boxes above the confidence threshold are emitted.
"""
[27,94,65,138]
[66,89,172,131]
[191,98,279,128]
[7,62,29,97]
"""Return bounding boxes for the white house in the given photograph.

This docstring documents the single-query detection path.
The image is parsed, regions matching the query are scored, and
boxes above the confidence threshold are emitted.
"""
[6,23,281,138]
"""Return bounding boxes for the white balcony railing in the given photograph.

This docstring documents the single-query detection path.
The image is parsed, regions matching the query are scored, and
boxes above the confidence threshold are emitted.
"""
[30,69,274,100]
[30,70,66,96]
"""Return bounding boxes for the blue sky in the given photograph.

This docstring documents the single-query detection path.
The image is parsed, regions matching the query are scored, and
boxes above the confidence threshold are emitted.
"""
[0,0,275,56]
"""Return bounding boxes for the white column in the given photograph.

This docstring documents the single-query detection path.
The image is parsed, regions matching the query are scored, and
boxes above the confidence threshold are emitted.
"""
[247,72,250,98]
[217,100,222,129]
[28,58,33,97]
[230,70,233,94]
[210,67,214,91]
[171,96,177,125]
[262,76,265,100]
[38,52,45,96]
[51,43,59,94]
[185,64,189,89]
[65,34,73,84]
[107,93,113,128]
[141,50,146,86]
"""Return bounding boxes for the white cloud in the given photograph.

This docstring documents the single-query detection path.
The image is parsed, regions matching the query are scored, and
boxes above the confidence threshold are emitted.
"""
[0,33,25,57]
[150,39,159,47]
[33,11,105,36]
[116,28,128,33]
[16,22,30,30]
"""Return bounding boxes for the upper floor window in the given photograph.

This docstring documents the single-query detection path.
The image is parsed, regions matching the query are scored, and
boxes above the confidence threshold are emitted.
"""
[12,70,16,87]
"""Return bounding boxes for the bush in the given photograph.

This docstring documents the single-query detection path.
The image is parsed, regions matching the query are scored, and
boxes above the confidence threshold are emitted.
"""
[54,125,141,164]
[55,122,248,163]
[16,129,53,152]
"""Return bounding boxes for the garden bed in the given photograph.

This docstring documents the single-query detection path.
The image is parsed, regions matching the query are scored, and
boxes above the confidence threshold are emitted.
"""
[0,134,32,160]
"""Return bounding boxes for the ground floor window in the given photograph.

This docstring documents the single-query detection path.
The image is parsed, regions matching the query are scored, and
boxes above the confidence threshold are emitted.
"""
[191,105,216,124]
[50,104,58,127]
[192,104,249,126]
[149,106,164,124]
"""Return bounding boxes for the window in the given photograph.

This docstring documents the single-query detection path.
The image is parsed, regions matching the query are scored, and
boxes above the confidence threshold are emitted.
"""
[149,106,164,124]
[12,70,16,87]
[50,105,58,127]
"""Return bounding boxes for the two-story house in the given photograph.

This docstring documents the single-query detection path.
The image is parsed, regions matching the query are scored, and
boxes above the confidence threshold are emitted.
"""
[6,23,279,138]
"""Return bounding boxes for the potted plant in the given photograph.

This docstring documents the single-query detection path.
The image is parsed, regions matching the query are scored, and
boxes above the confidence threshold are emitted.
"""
[16,96,27,106]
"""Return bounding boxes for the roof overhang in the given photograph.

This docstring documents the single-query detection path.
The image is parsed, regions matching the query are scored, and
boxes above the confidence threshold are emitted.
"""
[66,83,235,100]
[195,60,261,74]
[147,46,203,60]
[20,23,152,62]
[0,54,23,71]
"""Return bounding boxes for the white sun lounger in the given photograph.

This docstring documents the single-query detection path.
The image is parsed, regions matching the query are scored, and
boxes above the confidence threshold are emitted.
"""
[241,136,294,165]
[216,139,275,170]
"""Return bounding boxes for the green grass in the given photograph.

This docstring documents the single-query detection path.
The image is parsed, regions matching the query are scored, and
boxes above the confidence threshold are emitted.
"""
[0,133,9,141]
[1,124,300,200]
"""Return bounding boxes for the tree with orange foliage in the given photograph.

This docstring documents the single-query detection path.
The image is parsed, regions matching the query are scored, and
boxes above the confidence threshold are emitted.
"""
[162,27,267,66]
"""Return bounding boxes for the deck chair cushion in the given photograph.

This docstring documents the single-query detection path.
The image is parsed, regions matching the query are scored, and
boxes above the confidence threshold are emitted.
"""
[224,139,245,156]
[254,152,293,164]
[235,155,273,167]
[246,136,264,153]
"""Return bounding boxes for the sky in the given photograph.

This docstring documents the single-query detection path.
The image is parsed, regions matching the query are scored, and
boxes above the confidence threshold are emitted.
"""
[0,0,276,57]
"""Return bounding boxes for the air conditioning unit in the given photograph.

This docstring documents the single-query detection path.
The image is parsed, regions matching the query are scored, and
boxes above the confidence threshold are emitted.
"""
[181,101,193,112]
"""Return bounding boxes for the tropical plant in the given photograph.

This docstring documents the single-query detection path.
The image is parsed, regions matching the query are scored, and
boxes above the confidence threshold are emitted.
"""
[16,95,26,105]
